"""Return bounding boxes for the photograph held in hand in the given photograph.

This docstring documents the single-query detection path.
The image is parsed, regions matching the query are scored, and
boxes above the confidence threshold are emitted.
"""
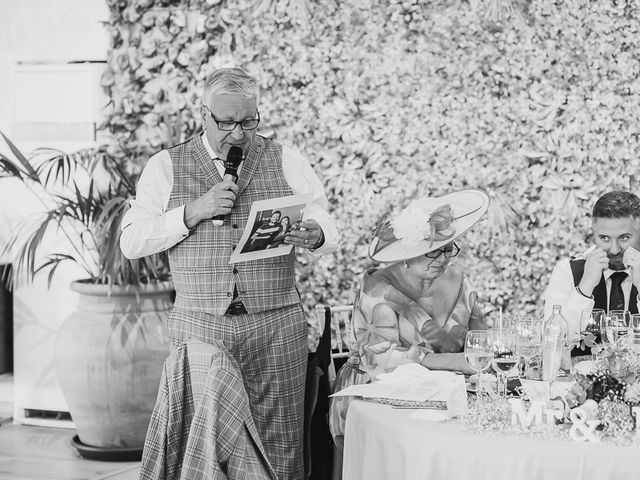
[230,193,312,263]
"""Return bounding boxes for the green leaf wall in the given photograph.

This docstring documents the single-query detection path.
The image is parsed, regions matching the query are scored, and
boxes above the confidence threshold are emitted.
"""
[102,0,640,342]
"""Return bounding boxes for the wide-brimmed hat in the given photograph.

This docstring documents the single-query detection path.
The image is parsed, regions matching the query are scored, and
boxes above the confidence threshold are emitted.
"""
[368,189,490,263]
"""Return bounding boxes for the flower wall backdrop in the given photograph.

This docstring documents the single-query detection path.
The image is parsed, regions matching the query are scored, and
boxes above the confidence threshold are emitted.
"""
[102,0,640,342]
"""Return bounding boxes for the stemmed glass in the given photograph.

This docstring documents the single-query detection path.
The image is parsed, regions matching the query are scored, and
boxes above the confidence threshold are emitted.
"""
[609,309,630,326]
[625,314,640,351]
[514,316,539,379]
[490,331,518,397]
[600,314,613,345]
[605,311,629,344]
[503,314,519,334]
[464,330,493,396]
[580,308,604,342]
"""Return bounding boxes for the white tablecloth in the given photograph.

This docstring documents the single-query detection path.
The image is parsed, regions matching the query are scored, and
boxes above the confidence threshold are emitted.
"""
[343,400,640,480]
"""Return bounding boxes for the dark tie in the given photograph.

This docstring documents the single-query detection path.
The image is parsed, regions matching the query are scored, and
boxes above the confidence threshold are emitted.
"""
[609,271,628,311]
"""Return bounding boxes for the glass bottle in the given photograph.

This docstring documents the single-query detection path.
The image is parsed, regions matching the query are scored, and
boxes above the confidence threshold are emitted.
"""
[541,305,571,375]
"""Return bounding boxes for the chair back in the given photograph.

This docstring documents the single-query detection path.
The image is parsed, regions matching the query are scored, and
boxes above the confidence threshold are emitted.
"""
[314,304,354,361]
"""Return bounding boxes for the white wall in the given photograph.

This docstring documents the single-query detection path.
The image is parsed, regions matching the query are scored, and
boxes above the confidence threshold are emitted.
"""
[0,0,111,420]
[0,0,109,136]
[0,0,109,253]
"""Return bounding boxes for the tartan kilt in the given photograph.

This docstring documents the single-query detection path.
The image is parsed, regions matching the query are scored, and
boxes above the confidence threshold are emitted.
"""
[168,303,307,480]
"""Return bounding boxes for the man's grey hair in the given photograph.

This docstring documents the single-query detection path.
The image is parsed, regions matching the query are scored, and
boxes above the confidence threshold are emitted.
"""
[203,68,260,104]
[592,190,640,220]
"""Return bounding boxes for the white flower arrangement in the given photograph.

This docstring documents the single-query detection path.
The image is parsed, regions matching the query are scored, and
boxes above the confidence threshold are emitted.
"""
[390,204,431,243]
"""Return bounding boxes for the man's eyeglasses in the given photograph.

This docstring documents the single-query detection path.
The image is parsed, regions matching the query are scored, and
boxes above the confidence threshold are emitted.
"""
[424,242,460,259]
[204,106,260,131]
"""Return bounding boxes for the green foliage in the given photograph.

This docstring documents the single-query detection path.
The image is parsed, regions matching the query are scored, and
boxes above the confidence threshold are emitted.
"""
[101,0,640,333]
[0,132,170,286]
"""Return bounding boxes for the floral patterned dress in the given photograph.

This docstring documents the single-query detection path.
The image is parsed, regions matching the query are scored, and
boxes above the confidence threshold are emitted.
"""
[353,267,487,360]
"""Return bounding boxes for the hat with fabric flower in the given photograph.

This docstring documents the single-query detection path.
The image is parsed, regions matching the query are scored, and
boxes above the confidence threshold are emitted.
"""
[368,189,490,263]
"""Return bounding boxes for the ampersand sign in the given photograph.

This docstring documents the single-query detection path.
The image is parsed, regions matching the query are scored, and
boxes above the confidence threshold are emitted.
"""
[569,406,600,442]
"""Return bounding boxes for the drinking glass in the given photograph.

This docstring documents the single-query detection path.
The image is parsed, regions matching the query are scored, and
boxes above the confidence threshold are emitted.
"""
[626,314,640,352]
[514,316,539,379]
[581,308,604,337]
[600,314,613,345]
[605,311,629,344]
[504,314,519,334]
[490,331,518,397]
[464,330,493,396]
[609,309,630,327]
[625,330,640,350]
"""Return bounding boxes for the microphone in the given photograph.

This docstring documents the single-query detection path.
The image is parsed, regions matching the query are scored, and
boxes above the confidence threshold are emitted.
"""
[212,146,243,227]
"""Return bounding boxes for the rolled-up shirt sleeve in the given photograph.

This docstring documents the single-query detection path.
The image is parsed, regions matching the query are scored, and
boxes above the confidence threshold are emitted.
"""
[282,145,339,256]
[121,140,339,260]
[543,258,594,342]
[120,150,189,259]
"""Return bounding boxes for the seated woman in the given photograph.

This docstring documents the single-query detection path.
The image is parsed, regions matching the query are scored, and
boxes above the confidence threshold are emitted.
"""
[329,190,491,480]
[354,188,490,377]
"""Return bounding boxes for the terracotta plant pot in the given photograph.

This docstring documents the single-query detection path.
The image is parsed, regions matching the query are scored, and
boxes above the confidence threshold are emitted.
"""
[54,280,172,449]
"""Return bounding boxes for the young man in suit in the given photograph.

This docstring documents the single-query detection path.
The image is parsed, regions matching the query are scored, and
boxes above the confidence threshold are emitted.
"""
[544,190,640,345]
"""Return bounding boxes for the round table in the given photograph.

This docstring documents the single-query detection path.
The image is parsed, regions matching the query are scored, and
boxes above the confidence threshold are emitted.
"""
[343,399,639,480]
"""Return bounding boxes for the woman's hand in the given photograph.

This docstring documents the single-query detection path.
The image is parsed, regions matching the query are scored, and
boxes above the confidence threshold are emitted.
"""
[421,352,475,375]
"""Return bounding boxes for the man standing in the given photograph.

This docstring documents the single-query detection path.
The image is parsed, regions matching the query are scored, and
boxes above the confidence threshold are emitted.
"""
[543,190,640,343]
[120,67,338,479]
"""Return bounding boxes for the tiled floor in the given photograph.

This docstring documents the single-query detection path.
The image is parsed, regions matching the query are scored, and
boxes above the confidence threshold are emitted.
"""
[0,374,140,480]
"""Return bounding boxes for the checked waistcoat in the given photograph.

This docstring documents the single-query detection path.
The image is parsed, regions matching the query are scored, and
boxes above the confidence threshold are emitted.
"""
[166,135,296,318]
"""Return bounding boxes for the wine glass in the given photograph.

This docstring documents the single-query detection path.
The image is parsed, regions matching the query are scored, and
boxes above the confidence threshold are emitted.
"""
[609,309,630,331]
[600,314,612,345]
[605,311,629,344]
[609,309,630,321]
[625,314,640,351]
[579,308,604,351]
[504,314,518,334]
[581,308,604,338]
[490,331,518,397]
[630,314,640,332]
[464,330,493,396]
[514,316,539,379]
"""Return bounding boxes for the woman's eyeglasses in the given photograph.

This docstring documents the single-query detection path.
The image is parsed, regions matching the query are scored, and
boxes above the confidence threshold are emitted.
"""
[424,242,460,259]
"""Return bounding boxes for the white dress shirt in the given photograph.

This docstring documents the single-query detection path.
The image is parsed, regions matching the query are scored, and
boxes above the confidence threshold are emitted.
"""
[120,134,339,259]
[543,257,639,340]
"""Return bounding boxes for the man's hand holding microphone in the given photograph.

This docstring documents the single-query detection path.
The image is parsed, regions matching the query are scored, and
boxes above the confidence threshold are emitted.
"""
[183,146,243,229]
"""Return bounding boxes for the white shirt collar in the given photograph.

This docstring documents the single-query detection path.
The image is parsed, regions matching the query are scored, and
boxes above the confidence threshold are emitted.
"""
[201,132,244,176]
[604,268,631,281]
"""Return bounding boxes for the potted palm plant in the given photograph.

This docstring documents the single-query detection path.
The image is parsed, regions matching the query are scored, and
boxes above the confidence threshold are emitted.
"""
[0,131,172,459]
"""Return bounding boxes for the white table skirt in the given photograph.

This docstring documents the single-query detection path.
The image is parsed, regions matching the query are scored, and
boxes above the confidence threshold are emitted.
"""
[343,400,640,480]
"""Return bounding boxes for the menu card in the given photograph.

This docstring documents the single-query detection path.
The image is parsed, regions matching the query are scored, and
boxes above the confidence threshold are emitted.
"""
[331,363,468,417]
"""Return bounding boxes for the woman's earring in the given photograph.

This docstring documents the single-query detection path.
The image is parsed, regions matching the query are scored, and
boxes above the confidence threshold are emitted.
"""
[404,261,409,269]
